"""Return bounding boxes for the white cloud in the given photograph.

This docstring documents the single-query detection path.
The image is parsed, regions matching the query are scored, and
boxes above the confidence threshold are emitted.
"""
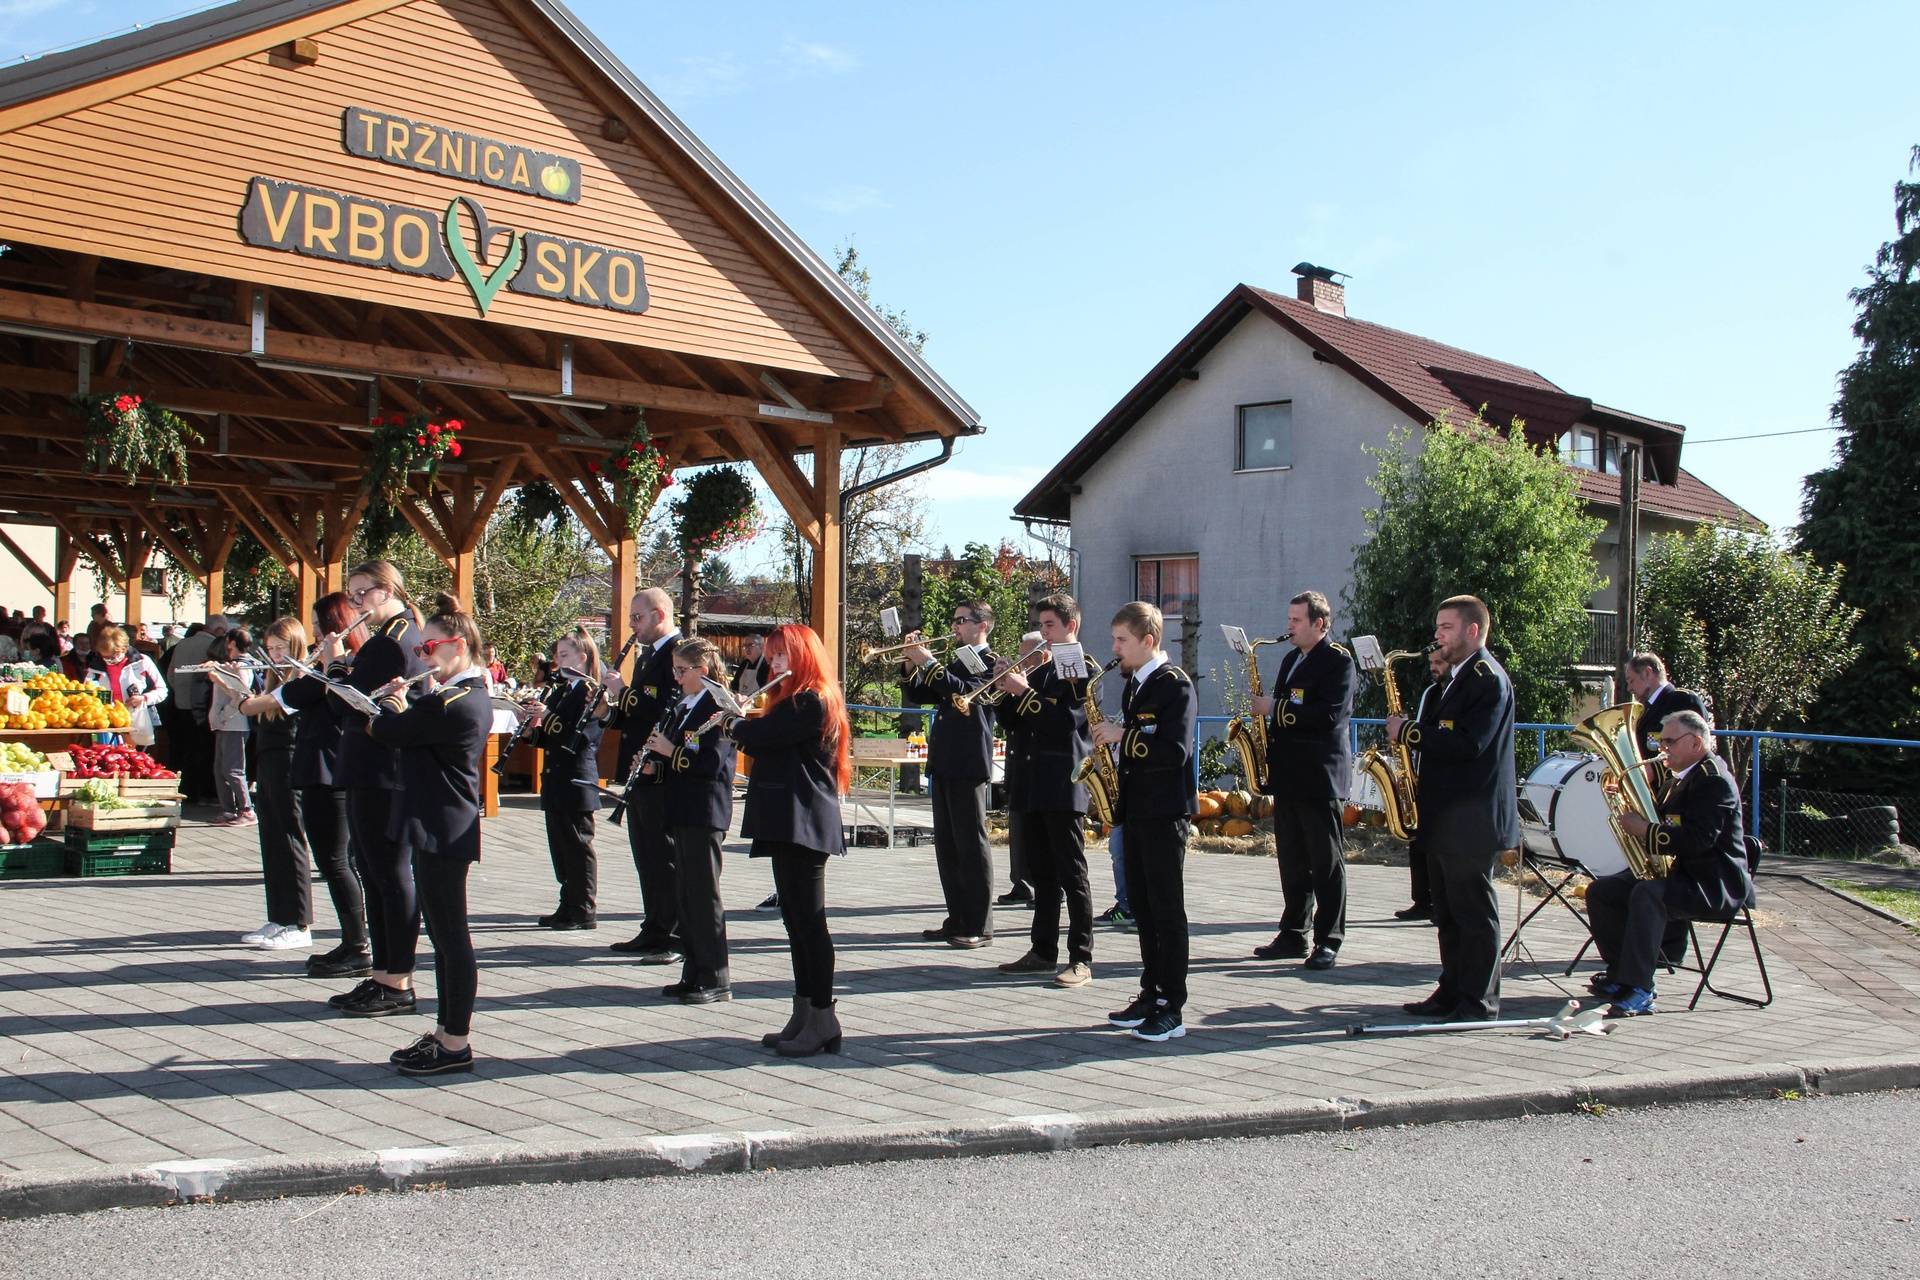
[653,53,748,101]
[782,39,858,74]
[809,184,889,215]
[922,467,1047,503]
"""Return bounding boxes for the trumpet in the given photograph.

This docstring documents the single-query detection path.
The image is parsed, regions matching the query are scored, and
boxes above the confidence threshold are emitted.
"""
[860,631,959,663]
[955,643,1052,715]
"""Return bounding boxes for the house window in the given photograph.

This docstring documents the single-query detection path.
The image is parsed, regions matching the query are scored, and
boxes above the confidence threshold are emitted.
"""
[1601,435,1623,475]
[1558,428,1599,470]
[140,569,166,595]
[1135,555,1198,624]
[1235,401,1293,471]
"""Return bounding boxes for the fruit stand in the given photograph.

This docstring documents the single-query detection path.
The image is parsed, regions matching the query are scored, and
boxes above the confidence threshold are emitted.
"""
[0,743,180,879]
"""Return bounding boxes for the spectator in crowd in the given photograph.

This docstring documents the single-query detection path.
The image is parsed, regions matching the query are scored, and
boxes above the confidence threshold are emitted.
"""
[208,627,257,827]
[85,627,166,747]
[167,614,230,804]
[484,644,507,688]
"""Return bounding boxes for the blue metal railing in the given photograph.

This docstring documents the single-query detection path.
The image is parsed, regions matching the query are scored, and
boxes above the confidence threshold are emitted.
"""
[856,703,1918,840]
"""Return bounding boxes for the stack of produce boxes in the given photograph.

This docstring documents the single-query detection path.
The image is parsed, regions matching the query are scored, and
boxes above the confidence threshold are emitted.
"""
[59,744,182,876]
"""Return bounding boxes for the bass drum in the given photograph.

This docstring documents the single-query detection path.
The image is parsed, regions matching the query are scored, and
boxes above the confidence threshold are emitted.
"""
[1517,752,1630,878]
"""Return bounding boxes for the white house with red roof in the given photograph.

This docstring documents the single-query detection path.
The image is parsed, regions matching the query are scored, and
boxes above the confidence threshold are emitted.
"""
[1014,264,1761,715]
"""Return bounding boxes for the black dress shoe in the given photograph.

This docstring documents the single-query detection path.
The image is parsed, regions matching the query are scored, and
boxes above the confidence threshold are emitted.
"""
[327,977,379,1009]
[631,948,682,966]
[921,927,954,942]
[1253,938,1308,961]
[550,916,597,931]
[1401,991,1454,1017]
[995,887,1034,907]
[660,982,692,998]
[341,982,417,1018]
[308,948,374,980]
[1305,945,1338,971]
[947,934,992,949]
[394,1039,474,1077]
[611,935,674,954]
[1393,904,1433,922]
[538,912,566,928]
[680,985,733,1005]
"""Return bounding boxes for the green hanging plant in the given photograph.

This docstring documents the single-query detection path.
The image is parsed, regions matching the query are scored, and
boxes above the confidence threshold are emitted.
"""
[80,393,201,486]
[671,464,761,556]
[586,412,673,534]
[509,478,572,533]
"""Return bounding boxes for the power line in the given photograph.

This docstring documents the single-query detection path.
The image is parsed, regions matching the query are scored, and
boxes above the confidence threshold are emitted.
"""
[1682,425,1843,445]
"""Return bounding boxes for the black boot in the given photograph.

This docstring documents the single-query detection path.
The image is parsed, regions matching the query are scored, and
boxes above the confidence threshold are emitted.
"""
[775,1001,843,1058]
[760,996,808,1049]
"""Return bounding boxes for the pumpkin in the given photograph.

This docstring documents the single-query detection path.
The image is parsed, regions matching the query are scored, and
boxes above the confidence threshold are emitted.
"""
[1226,789,1253,817]
[1249,794,1274,820]
[1195,794,1224,818]
[1221,818,1256,838]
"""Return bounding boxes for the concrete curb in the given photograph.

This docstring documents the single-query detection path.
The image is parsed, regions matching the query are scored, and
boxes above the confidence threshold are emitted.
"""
[5,1056,1917,1220]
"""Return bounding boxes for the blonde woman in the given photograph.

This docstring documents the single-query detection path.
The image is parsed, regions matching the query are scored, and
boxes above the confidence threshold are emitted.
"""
[83,626,165,747]
[237,618,316,952]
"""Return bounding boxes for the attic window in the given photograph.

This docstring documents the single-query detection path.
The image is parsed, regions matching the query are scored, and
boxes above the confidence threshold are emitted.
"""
[1236,401,1293,472]
[1558,428,1599,470]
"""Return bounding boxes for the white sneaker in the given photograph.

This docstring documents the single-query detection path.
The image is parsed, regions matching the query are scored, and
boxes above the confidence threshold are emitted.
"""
[259,928,312,951]
[240,922,283,944]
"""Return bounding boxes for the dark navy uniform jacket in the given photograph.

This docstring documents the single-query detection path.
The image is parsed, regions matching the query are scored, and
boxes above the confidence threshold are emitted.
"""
[1402,646,1518,852]
[366,670,492,862]
[539,676,605,814]
[288,688,342,790]
[1263,638,1355,803]
[999,659,1090,815]
[279,613,425,790]
[662,688,738,832]
[1641,684,1709,758]
[609,634,679,779]
[1116,660,1199,821]
[901,645,999,781]
[732,690,846,858]
[1654,751,1755,918]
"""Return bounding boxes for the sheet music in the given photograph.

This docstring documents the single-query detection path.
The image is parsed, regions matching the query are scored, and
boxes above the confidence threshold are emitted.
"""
[955,645,988,676]
[323,681,383,718]
[1219,624,1250,656]
[880,607,902,638]
[1351,634,1386,672]
[1049,641,1088,679]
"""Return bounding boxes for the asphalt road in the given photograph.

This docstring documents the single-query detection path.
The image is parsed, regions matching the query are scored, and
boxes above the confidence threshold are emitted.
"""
[3,1092,1916,1278]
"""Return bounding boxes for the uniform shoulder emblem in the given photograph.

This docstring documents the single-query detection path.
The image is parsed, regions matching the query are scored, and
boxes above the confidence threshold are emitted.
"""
[1327,641,1350,656]
[440,688,471,705]
[1474,660,1491,677]
[1166,667,1191,684]
[382,615,409,638]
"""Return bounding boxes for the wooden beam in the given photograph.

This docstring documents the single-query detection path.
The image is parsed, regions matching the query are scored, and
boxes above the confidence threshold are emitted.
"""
[0,291,838,427]
[809,425,843,676]
[0,528,53,591]
[52,531,76,624]
[459,455,520,553]
[243,492,317,568]
[204,515,238,616]
[820,376,895,412]
[220,494,298,570]
[720,417,821,546]
[523,448,613,547]
[397,498,458,563]
[132,508,205,580]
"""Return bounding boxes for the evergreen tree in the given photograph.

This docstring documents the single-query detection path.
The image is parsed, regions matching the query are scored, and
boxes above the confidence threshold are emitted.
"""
[1797,145,1920,792]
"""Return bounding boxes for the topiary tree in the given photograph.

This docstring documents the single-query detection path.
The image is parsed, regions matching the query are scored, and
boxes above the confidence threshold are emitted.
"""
[1345,416,1607,726]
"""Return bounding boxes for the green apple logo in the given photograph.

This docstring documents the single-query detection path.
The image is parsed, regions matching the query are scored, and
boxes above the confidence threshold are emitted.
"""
[540,163,572,198]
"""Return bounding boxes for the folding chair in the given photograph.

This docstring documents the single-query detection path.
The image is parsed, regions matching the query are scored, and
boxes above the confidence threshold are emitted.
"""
[1682,834,1774,1010]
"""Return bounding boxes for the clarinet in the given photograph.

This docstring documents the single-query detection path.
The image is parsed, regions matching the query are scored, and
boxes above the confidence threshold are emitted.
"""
[492,681,561,777]
[606,696,683,826]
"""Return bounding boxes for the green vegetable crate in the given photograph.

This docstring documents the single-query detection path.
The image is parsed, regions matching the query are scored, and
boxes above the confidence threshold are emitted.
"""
[0,838,64,880]
[63,826,174,877]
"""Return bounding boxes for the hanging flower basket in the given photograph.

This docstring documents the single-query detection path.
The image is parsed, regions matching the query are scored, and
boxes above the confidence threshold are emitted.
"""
[671,464,762,557]
[585,413,673,534]
[80,393,201,487]
[509,478,572,533]
[364,409,465,509]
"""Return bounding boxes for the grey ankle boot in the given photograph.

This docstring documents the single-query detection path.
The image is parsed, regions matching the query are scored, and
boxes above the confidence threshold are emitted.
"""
[775,1000,843,1058]
[761,997,807,1049]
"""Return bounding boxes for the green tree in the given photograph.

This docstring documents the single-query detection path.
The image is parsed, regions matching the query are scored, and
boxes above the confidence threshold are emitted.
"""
[920,541,1037,655]
[1345,418,1607,725]
[1797,145,1920,792]
[1636,527,1861,774]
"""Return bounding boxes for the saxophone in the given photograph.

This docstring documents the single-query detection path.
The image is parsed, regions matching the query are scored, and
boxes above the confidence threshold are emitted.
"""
[1226,637,1285,792]
[1353,646,1432,842]
[1071,657,1124,829]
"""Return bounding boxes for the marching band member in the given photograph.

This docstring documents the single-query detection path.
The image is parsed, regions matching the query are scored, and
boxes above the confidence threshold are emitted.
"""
[603,587,683,963]
[366,594,494,1076]
[902,600,999,948]
[269,593,368,979]
[1386,595,1517,1022]
[643,638,737,1005]
[314,560,428,1019]
[1624,652,1709,759]
[236,617,315,953]
[1250,591,1354,971]
[1394,645,1451,923]
[995,630,1046,909]
[1585,710,1753,1017]
[730,624,851,1057]
[993,597,1095,987]
[1095,602,1198,1043]
[526,629,604,931]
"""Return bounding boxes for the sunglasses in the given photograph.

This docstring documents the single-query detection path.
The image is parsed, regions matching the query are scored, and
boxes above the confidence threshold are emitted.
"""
[952,614,980,625]
[413,637,461,657]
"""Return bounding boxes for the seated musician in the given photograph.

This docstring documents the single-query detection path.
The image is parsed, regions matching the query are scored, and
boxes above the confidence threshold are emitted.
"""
[1584,711,1754,1017]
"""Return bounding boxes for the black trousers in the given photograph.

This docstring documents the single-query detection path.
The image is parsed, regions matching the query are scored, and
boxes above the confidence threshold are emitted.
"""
[1006,819,1033,894]
[256,747,312,929]
[347,788,419,976]
[1408,832,1432,909]
[1426,842,1501,1018]
[1123,816,1190,1011]
[673,826,730,989]
[930,776,992,937]
[415,853,477,1037]
[176,711,216,803]
[1014,808,1092,965]
[768,843,834,1006]
[544,807,597,920]
[1585,874,1690,993]
[1273,796,1346,950]
[301,786,365,949]
[624,786,680,946]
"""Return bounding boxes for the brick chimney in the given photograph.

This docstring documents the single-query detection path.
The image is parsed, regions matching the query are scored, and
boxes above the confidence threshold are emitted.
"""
[1292,261,1346,317]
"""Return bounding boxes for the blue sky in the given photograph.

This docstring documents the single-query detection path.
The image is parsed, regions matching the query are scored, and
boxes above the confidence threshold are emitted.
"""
[7,1,1917,576]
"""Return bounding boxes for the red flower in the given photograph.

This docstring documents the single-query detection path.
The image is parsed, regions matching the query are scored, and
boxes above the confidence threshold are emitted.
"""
[614,457,629,471]
[416,435,428,446]
[663,475,676,487]
[427,423,442,437]
[587,462,601,475]
[113,394,137,414]
[448,441,462,457]
[447,420,463,433]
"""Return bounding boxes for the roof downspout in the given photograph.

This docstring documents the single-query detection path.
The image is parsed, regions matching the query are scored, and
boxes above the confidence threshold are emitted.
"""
[836,436,956,675]
[1017,515,1079,598]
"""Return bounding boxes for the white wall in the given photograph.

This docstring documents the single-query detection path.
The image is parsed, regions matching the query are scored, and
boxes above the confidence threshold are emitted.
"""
[0,520,204,629]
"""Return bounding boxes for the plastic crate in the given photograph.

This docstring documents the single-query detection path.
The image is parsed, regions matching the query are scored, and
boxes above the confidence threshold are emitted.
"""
[0,838,63,880]
[64,838,172,877]
[64,824,175,853]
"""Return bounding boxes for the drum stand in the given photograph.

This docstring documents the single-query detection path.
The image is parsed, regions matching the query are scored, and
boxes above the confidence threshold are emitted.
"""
[1499,852,1596,969]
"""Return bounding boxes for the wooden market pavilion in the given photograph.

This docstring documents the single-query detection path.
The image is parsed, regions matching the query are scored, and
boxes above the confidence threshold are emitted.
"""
[0,0,979,663]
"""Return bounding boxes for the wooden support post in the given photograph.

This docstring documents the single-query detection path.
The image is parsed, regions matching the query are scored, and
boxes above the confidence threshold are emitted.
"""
[809,426,843,676]
[204,518,238,616]
[296,563,318,625]
[121,534,153,630]
[52,530,75,626]
[611,533,636,654]
[453,549,475,609]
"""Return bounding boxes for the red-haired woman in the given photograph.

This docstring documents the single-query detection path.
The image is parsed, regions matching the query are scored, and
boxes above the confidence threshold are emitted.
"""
[728,623,851,1057]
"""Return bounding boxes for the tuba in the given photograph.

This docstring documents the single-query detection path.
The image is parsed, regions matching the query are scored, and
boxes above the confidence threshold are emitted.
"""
[1071,657,1124,829]
[1574,702,1671,879]
[1352,644,1434,842]
[1225,637,1285,793]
